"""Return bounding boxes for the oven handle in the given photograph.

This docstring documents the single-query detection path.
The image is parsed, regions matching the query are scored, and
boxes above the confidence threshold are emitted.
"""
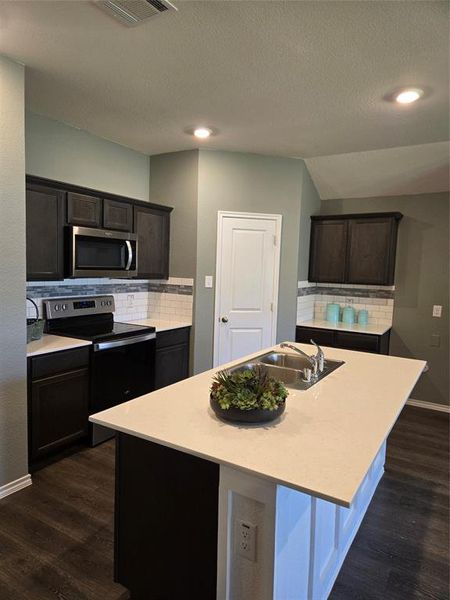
[93,332,156,352]
[125,240,133,271]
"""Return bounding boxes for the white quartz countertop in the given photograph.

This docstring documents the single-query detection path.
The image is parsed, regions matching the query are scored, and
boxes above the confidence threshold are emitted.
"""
[297,319,392,336]
[27,334,92,357]
[90,342,424,507]
[126,318,192,332]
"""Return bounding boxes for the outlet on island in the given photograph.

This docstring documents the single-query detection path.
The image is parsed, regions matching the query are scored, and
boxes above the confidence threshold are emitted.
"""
[235,519,257,562]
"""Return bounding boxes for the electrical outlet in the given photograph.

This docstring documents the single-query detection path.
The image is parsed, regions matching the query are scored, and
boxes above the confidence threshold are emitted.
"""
[432,305,442,318]
[127,294,135,307]
[430,334,441,347]
[205,275,213,289]
[235,519,257,562]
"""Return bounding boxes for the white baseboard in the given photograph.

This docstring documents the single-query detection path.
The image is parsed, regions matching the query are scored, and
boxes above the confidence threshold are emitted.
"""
[0,474,32,500]
[407,398,450,413]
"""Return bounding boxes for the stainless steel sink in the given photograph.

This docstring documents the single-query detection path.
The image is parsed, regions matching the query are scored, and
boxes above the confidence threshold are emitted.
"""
[259,351,314,371]
[227,351,344,391]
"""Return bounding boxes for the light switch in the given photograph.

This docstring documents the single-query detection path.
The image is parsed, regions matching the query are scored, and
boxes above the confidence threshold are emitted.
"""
[432,305,442,318]
[205,275,213,289]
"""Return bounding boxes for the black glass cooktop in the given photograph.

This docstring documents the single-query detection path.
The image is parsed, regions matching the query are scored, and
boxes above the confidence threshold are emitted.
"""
[46,313,155,343]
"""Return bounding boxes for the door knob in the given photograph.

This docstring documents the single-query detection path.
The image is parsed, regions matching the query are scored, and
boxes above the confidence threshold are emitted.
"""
[221,316,229,323]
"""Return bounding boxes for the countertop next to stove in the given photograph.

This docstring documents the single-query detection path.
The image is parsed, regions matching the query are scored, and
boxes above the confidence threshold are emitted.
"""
[27,334,92,358]
[26,320,192,357]
[126,318,192,332]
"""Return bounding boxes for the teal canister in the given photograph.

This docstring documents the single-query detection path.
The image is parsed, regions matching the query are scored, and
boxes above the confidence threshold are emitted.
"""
[326,303,340,324]
[358,309,369,326]
[342,306,356,324]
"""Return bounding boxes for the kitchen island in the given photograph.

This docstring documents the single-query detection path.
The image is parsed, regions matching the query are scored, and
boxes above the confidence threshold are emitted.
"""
[90,343,425,600]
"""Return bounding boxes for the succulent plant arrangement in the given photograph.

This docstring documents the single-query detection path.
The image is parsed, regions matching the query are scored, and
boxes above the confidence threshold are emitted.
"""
[210,366,288,412]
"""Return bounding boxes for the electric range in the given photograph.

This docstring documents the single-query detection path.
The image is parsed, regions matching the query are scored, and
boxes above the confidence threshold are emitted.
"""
[44,295,156,445]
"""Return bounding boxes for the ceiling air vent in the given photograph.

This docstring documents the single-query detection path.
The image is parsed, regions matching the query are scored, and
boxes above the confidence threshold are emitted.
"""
[95,0,177,26]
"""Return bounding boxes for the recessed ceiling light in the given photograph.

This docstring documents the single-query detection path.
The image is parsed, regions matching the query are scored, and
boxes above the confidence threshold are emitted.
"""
[395,88,424,104]
[193,127,212,139]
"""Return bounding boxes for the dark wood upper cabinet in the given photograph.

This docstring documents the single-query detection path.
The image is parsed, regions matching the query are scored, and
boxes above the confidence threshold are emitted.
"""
[67,192,102,228]
[134,205,171,279]
[26,175,172,281]
[346,217,397,285]
[309,213,402,286]
[308,219,348,283]
[103,198,133,232]
[26,183,65,281]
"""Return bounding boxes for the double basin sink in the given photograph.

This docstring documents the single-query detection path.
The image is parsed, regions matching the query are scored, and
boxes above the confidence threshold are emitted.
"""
[228,350,344,391]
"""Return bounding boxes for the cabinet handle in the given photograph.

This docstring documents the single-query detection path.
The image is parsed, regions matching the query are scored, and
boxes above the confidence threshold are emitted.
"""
[221,316,229,323]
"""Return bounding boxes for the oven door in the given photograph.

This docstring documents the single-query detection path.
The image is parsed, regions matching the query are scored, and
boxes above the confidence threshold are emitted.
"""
[70,226,138,278]
[90,333,156,445]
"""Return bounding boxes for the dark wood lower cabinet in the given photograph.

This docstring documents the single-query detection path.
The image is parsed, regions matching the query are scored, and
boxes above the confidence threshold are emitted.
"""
[28,347,90,471]
[115,433,219,600]
[296,326,390,355]
[155,327,190,389]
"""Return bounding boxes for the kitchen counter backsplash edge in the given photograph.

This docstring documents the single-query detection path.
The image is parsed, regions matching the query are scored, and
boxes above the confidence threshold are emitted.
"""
[296,280,394,329]
[26,277,194,324]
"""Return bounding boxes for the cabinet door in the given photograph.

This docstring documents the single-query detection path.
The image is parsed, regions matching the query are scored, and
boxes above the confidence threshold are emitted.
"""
[155,341,189,389]
[309,220,348,283]
[67,192,101,227]
[346,217,396,285]
[335,331,380,354]
[134,206,170,279]
[103,198,133,232]
[296,326,335,347]
[26,183,65,281]
[30,368,89,462]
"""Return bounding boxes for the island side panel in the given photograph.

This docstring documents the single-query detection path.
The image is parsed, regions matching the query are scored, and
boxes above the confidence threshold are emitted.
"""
[115,433,220,600]
[218,442,387,600]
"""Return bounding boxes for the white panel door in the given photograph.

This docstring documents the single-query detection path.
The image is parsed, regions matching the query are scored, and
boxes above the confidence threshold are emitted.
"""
[214,212,281,367]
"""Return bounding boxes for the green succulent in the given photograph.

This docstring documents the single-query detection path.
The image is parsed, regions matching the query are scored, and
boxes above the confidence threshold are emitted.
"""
[210,366,288,411]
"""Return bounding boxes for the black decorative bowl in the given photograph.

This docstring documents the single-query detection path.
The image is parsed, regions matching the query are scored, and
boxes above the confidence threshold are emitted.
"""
[210,396,286,424]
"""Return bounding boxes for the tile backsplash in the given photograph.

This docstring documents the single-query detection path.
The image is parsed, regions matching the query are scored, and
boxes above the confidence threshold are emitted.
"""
[297,281,394,328]
[26,277,193,323]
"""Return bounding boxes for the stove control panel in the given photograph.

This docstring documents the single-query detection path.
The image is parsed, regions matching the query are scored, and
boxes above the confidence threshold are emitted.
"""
[44,295,115,320]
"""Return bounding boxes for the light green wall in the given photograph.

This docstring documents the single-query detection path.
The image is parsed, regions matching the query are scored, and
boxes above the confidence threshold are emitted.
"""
[298,165,321,281]
[194,150,305,374]
[321,193,449,407]
[150,150,198,278]
[26,112,150,201]
[0,56,28,487]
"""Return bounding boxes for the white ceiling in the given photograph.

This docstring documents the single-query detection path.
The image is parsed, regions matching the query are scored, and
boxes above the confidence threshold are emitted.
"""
[0,0,448,196]
[306,142,450,200]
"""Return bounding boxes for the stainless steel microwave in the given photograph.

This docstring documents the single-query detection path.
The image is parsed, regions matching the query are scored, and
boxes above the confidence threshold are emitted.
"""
[69,226,138,278]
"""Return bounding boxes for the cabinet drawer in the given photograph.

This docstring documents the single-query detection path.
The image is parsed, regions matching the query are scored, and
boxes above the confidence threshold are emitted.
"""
[156,327,190,350]
[31,347,90,380]
[67,192,101,227]
[296,326,334,347]
[103,198,133,232]
[335,331,379,353]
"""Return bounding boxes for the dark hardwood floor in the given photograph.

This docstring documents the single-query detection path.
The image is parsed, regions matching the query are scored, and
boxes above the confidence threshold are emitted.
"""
[331,406,449,600]
[0,406,448,600]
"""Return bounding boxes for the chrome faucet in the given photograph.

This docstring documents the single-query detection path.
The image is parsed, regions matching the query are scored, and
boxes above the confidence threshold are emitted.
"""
[280,342,320,378]
[310,339,325,373]
[280,340,325,379]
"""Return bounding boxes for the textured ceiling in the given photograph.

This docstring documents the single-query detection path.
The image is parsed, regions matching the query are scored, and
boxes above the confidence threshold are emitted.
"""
[306,142,450,200]
[0,0,448,161]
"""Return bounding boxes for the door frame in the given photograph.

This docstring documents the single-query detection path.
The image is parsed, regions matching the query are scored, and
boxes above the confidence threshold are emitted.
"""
[213,211,282,367]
